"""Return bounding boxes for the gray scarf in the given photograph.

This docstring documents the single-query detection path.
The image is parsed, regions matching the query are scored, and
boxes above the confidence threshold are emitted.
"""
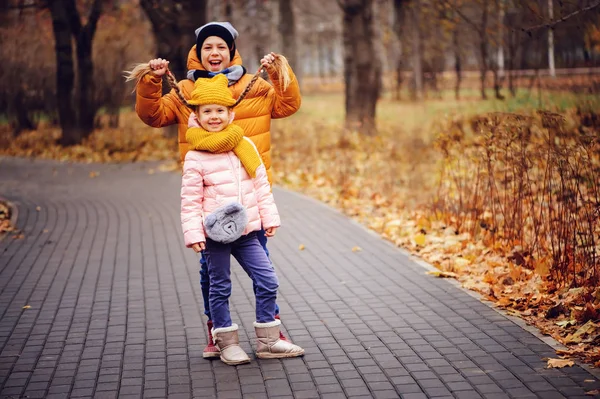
[187,65,246,86]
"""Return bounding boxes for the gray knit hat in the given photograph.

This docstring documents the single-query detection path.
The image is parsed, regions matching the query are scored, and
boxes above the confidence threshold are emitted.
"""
[195,22,239,62]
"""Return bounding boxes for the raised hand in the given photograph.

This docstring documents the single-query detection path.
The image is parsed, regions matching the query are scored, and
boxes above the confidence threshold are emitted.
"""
[149,58,170,77]
[260,52,278,71]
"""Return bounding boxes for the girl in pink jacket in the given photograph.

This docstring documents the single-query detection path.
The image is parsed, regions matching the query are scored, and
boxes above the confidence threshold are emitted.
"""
[181,74,304,366]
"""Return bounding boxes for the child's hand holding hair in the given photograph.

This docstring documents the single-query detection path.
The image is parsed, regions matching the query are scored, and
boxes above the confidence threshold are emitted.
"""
[260,52,277,71]
[149,58,170,76]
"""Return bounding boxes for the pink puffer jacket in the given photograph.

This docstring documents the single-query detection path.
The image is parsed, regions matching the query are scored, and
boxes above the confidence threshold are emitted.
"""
[180,139,280,247]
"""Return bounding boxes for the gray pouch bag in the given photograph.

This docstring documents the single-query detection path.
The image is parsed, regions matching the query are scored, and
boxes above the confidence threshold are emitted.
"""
[204,202,248,244]
[203,158,248,244]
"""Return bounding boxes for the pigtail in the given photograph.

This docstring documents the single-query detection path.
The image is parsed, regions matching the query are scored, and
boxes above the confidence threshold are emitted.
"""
[124,62,194,109]
[165,70,194,110]
[271,54,291,92]
[232,54,292,108]
[124,63,153,85]
[233,73,261,108]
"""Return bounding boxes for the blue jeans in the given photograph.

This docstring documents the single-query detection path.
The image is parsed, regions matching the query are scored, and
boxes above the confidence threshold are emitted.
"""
[204,232,279,329]
[199,228,280,320]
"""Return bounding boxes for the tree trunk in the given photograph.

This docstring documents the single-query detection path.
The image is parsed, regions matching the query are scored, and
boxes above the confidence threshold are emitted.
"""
[11,92,36,136]
[278,0,299,81]
[411,1,423,101]
[48,0,103,146]
[478,1,489,100]
[340,0,381,135]
[74,0,102,140]
[392,0,407,101]
[140,0,208,80]
[48,0,78,146]
[453,28,462,100]
[547,0,556,77]
[395,60,403,101]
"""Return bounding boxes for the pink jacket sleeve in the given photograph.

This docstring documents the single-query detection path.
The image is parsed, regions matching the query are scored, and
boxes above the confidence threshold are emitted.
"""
[181,156,206,246]
[252,164,281,229]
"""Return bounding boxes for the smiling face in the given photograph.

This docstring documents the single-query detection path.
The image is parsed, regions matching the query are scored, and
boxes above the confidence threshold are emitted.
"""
[196,104,231,132]
[200,36,232,72]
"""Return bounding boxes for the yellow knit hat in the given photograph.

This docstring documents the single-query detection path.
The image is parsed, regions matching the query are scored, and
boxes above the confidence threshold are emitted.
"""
[187,74,236,107]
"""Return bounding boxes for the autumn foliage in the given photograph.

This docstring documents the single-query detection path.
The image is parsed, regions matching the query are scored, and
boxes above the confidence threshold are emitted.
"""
[271,99,600,367]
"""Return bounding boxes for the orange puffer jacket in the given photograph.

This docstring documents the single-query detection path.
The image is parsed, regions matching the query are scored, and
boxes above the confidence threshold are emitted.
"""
[135,46,301,184]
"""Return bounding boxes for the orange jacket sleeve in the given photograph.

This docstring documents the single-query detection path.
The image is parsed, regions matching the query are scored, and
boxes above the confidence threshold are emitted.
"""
[135,74,182,128]
[268,65,301,119]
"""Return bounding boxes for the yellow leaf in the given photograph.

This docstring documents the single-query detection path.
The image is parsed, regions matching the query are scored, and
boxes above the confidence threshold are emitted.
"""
[547,358,574,368]
[22,305,31,309]
[298,244,305,251]
[556,320,577,328]
[43,229,49,233]
[351,246,362,252]
[454,258,470,268]
[35,206,41,212]
[426,270,458,278]
[586,390,600,396]
[413,233,426,246]
[89,171,99,178]
[564,320,597,344]
[148,169,155,175]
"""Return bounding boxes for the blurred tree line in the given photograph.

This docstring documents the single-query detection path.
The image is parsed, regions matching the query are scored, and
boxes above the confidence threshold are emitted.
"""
[1,0,599,143]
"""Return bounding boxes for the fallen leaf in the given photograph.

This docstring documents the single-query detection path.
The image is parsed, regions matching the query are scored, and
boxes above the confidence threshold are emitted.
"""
[298,244,305,251]
[351,246,362,252]
[22,305,31,309]
[586,390,600,396]
[43,229,49,233]
[89,171,99,178]
[413,233,426,246]
[556,319,577,328]
[426,270,458,278]
[565,320,598,344]
[547,358,574,368]
[148,169,155,175]
[35,206,41,212]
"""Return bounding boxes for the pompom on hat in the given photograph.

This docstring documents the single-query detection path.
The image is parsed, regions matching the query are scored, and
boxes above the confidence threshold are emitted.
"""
[195,22,239,62]
[187,74,236,107]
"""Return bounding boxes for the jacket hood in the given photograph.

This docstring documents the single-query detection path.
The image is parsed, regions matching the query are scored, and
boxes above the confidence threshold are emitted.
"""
[186,45,243,71]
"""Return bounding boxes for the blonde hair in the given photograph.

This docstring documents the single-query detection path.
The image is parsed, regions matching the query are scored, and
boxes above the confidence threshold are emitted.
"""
[124,54,292,109]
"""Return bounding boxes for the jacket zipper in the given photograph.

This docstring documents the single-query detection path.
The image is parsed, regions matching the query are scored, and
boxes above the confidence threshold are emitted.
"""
[228,152,242,206]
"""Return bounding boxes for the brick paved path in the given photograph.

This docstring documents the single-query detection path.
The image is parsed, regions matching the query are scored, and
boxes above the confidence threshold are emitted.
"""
[1,157,599,399]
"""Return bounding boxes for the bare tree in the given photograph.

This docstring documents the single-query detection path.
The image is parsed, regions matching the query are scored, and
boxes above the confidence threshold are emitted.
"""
[338,0,381,135]
[48,0,103,146]
[392,0,406,100]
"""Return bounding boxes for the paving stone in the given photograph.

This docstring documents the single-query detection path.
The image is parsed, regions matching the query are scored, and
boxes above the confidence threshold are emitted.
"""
[2,158,600,399]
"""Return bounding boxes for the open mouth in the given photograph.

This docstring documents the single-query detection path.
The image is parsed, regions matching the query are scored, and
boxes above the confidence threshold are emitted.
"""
[209,60,222,69]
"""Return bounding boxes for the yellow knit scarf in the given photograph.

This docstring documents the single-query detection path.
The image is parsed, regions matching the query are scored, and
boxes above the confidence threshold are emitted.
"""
[186,124,262,178]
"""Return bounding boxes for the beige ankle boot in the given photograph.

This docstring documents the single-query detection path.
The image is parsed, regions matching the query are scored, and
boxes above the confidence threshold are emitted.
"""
[212,324,250,365]
[254,319,305,359]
